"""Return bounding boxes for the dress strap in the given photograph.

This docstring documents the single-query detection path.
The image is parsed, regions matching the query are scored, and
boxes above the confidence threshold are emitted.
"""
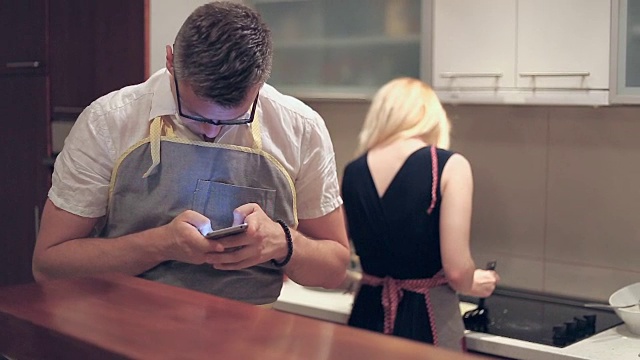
[427,146,438,215]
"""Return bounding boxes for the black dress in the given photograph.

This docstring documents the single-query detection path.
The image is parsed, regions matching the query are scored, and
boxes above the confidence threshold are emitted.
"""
[342,146,456,345]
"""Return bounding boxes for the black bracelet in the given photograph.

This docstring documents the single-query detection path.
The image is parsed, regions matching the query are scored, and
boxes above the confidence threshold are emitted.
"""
[271,219,293,268]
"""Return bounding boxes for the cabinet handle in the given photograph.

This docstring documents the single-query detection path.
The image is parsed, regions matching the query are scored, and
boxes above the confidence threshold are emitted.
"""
[440,72,503,78]
[519,72,590,77]
[34,205,41,237]
[6,61,41,69]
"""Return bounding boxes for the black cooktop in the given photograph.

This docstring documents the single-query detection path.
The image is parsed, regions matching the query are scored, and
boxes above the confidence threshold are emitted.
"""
[460,288,623,348]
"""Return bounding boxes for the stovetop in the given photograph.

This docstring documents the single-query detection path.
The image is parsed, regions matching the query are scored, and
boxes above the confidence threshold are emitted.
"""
[460,288,624,348]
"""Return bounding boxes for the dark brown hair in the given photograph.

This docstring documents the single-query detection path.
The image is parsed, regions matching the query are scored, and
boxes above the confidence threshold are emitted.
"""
[173,1,272,107]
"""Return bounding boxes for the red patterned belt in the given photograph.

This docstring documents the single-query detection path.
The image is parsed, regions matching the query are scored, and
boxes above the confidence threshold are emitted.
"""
[361,270,448,345]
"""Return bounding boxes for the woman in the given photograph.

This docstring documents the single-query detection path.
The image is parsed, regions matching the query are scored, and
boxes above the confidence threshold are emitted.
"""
[341,78,500,351]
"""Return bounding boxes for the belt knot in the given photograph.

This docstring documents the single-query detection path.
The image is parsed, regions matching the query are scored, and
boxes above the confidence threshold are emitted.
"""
[361,271,448,336]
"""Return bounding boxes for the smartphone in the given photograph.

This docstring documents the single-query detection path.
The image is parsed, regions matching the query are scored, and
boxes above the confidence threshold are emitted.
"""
[205,223,248,239]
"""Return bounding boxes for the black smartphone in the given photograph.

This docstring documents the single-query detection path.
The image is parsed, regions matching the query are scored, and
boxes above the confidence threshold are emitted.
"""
[205,223,248,239]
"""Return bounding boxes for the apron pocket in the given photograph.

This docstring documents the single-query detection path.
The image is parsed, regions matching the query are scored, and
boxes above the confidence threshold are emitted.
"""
[192,180,276,229]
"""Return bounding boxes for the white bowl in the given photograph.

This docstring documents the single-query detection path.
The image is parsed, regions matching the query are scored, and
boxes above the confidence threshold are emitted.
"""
[609,282,640,335]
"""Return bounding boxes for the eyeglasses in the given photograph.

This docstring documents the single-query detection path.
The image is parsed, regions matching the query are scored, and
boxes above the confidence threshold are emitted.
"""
[173,73,258,125]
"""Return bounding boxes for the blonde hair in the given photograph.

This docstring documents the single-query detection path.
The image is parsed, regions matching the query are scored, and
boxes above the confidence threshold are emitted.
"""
[355,77,450,156]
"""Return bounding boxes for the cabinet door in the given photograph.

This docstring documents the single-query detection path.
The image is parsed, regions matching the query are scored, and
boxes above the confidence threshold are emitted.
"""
[0,75,49,287]
[620,0,640,88]
[49,0,147,115]
[253,0,423,98]
[0,0,47,75]
[610,0,640,103]
[517,0,610,89]
[432,0,516,90]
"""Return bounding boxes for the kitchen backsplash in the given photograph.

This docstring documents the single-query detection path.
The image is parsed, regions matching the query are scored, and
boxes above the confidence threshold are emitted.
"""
[309,100,640,303]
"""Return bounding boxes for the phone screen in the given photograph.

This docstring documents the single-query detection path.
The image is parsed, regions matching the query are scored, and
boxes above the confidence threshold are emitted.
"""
[205,223,248,239]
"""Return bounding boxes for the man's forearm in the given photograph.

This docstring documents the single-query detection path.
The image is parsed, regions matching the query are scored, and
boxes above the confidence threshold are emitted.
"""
[283,229,350,289]
[33,227,167,282]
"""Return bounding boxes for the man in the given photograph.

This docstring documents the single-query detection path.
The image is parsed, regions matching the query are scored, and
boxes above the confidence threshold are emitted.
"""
[32,1,350,305]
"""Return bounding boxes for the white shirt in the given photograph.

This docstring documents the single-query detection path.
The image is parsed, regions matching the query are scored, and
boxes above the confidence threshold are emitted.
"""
[50,69,342,220]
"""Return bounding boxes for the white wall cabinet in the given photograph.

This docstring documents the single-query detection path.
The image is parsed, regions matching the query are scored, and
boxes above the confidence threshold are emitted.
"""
[517,0,610,90]
[433,0,516,91]
[433,0,611,105]
[610,0,640,103]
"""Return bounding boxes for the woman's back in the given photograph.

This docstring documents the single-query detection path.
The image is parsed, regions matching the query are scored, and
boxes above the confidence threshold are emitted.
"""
[340,77,498,350]
[342,143,453,279]
[342,139,463,347]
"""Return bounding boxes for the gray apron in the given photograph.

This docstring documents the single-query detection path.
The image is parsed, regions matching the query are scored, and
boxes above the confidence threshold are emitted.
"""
[100,115,298,305]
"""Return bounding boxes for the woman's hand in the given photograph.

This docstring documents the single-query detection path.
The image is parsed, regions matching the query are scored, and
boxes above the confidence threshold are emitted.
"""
[468,269,500,298]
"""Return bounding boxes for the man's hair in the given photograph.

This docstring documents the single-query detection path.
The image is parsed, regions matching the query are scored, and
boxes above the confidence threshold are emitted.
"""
[173,1,272,107]
[355,77,451,157]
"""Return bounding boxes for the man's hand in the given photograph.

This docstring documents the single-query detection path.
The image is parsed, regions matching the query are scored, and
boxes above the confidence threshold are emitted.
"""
[205,203,287,270]
[161,210,224,264]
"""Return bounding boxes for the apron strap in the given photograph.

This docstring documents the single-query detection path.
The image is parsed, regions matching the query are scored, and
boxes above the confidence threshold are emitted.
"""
[361,270,448,341]
[143,113,260,179]
[143,116,175,178]
[250,115,263,151]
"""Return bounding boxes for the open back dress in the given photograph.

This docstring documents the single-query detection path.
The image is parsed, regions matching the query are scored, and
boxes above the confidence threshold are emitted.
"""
[342,146,465,350]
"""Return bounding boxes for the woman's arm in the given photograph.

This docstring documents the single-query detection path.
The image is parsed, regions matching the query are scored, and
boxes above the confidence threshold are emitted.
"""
[439,154,499,297]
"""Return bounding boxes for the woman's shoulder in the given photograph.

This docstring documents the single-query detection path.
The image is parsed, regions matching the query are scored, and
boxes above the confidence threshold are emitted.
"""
[413,147,471,177]
[411,146,457,163]
[428,146,455,158]
[441,151,472,183]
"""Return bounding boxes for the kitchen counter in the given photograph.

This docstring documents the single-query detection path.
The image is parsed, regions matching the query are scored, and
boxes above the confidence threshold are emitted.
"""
[275,280,640,360]
[464,325,640,360]
[273,278,355,324]
[0,274,485,360]
[274,278,478,324]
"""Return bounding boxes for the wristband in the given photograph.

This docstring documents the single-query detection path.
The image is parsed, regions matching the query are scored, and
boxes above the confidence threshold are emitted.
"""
[271,219,293,268]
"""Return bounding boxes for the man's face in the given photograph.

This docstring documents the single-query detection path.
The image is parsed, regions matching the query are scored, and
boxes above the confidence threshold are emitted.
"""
[175,79,260,139]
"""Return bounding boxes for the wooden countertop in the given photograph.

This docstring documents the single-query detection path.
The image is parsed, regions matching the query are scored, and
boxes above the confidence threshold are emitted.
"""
[0,274,488,360]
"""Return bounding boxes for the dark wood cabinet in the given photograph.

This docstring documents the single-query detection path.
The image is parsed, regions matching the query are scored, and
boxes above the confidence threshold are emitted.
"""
[0,0,50,287]
[0,0,147,287]
[0,75,49,286]
[49,0,147,118]
[0,0,47,76]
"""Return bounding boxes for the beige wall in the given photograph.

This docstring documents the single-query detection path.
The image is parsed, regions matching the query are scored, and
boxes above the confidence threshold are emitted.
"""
[148,0,244,74]
[309,100,640,302]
